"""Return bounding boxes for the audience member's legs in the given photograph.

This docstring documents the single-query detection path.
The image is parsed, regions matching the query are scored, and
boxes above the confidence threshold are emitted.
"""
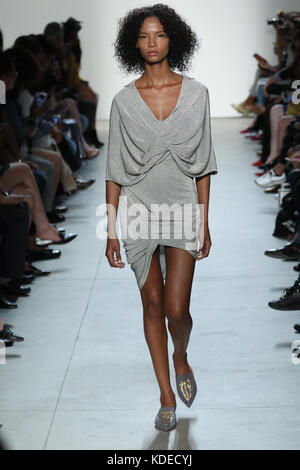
[53,98,97,155]
[24,154,56,213]
[76,84,97,105]
[0,163,61,242]
[265,105,284,164]
[0,203,29,280]
[31,147,62,210]
[277,116,294,155]
[242,67,268,107]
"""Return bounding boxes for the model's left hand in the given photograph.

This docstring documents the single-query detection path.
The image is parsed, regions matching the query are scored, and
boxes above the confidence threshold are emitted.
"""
[197,227,212,260]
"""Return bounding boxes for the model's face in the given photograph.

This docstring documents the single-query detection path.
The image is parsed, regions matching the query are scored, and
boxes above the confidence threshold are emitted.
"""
[136,16,170,65]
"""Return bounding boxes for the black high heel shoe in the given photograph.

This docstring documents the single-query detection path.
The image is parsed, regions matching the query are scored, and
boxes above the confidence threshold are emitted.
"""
[24,264,51,277]
[0,294,18,309]
[259,163,273,172]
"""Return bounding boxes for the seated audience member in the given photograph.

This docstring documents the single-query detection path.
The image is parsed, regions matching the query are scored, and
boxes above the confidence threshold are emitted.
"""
[0,189,31,297]
[43,22,99,158]
[235,11,300,334]
[63,17,103,148]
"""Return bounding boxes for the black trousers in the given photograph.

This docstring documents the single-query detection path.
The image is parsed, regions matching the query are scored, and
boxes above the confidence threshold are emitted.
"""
[0,202,29,279]
[260,102,276,161]
[288,169,300,232]
[77,100,96,135]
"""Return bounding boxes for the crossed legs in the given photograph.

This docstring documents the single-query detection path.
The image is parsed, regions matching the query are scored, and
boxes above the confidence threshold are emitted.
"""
[1,163,61,242]
[140,245,196,409]
[265,106,293,164]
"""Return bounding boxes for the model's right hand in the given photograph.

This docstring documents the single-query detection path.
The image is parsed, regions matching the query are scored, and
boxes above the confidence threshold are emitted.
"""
[105,237,125,268]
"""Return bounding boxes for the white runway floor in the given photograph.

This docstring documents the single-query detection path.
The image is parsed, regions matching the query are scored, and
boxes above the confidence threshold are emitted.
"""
[0,117,299,450]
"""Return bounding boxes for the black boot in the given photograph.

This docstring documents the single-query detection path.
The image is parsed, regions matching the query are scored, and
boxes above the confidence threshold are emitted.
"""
[0,325,24,342]
[0,280,31,297]
[264,242,300,261]
[294,324,300,333]
[0,294,18,309]
[269,276,300,310]
[86,129,104,149]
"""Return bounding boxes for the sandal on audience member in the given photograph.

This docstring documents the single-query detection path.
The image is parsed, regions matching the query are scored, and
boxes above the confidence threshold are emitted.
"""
[51,226,66,234]
[85,148,99,159]
[76,178,96,190]
[49,232,77,245]
[35,238,53,248]
[24,263,51,277]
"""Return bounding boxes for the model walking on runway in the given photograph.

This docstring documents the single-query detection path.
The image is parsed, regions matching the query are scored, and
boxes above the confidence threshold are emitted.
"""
[105,4,218,432]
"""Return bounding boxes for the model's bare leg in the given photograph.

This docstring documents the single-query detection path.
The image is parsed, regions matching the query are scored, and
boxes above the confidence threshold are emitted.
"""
[140,245,176,409]
[164,246,196,377]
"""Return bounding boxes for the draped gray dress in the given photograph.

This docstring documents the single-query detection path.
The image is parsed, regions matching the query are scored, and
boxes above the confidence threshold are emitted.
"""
[105,74,218,290]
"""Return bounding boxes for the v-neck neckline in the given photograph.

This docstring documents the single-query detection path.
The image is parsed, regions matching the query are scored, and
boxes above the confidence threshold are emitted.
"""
[133,74,186,123]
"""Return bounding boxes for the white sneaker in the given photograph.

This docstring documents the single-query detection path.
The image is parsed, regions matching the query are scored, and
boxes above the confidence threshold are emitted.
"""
[255,169,286,188]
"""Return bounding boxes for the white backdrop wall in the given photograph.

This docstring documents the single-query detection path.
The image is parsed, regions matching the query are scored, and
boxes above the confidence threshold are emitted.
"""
[0,0,299,118]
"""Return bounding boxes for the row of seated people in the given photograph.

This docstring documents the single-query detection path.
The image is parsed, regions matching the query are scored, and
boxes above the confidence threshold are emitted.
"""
[234,10,300,341]
[0,18,103,348]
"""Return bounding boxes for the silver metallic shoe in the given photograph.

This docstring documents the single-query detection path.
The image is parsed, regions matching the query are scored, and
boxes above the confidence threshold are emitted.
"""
[154,406,177,432]
[175,355,197,408]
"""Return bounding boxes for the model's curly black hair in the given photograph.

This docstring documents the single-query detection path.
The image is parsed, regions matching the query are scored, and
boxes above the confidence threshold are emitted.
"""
[113,3,200,74]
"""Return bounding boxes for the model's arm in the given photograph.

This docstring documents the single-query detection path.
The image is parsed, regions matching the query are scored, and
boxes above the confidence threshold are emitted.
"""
[105,180,125,268]
[195,173,211,260]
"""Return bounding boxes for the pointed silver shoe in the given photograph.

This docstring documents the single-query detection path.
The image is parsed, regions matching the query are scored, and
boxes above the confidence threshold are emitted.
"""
[176,361,197,408]
[154,406,177,432]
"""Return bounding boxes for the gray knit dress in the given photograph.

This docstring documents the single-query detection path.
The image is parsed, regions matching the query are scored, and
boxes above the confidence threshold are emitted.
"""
[105,74,218,290]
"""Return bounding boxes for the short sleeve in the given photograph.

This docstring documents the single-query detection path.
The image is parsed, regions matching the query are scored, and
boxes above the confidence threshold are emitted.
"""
[105,96,125,185]
[195,88,218,179]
